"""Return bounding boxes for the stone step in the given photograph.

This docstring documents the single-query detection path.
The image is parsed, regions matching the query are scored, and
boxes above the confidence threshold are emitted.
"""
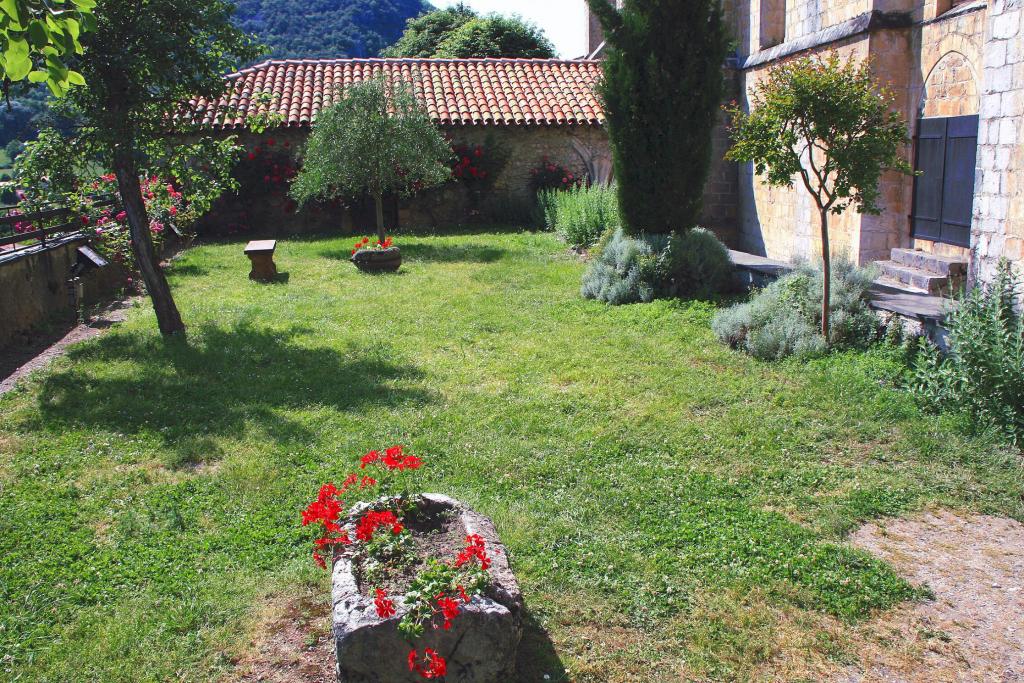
[890,248,968,277]
[876,260,953,296]
[874,274,930,295]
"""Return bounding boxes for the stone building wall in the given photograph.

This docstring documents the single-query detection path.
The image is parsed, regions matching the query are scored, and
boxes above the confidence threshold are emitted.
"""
[785,0,870,41]
[727,0,1024,282]
[199,125,609,236]
[972,0,1024,282]
[911,2,987,259]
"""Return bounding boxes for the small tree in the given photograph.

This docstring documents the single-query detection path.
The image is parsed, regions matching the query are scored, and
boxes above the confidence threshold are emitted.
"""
[380,4,476,57]
[290,76,452,244]
[382,5,554,59]
[726,53,912,341]
[68,0,260,336]
[434,16,555,59]
[587,0,729,234]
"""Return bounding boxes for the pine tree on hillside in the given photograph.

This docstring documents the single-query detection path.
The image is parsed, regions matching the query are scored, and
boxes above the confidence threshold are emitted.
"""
[587,0,730,234]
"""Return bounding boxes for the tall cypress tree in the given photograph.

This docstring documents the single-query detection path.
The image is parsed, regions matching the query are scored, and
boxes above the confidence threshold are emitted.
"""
[587,0,729,234]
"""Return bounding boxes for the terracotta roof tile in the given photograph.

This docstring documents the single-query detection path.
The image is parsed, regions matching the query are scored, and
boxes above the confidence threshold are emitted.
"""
[186,58,605,129]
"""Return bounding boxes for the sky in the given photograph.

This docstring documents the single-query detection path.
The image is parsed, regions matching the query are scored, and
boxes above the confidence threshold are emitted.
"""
[431,1,589,58]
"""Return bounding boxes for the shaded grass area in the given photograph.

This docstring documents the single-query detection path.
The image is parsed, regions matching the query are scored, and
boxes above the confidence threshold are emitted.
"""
[0,230,1020,682]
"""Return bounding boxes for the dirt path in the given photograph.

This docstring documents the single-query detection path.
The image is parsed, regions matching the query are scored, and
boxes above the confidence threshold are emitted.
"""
[838,510,1024,682]
[0,298,134,396]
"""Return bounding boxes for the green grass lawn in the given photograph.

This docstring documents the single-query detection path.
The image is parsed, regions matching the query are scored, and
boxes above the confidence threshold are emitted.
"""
[1,230,1020,682]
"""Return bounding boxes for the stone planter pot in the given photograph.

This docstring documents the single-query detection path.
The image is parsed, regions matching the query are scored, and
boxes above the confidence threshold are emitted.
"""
[332,494,523,683]
[351,247,402,274]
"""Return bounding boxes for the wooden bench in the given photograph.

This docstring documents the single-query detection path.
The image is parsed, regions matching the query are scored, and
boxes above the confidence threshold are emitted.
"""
[245,240,278,282]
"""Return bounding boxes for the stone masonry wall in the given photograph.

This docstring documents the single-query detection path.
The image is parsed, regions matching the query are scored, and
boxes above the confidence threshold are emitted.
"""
[200,125,608,236]
[737,37,872,263]
[727,0,1009,269]
[785,0,870,42]
[860,25,916,262]
[0,237,120,348]
[909,3,987,260]
[972,0,1024,283]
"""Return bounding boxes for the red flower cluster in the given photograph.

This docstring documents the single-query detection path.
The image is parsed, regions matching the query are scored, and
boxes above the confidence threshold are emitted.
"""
[408,648,447,679]
[529,156,585,192]
[351,236,394,255]
[355,510,404,542]
[435,593,461,630]
[374,588,397,619]
[360,445,423,472]
[455,534,491,570]
[451,143,488,182]
[301,483,352,569]
[243,141,297,189]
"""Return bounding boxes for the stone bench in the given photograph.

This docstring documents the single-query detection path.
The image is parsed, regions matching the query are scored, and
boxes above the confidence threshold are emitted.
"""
[245,240,278,282]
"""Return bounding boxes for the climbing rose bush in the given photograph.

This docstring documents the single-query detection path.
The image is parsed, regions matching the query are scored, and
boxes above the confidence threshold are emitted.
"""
[301,446,492,680]
[530,156,584,192]
[73,174,187,288]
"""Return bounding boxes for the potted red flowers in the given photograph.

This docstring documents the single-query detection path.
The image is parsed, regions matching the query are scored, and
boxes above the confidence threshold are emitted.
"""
[302,447,523,682]
[350,236,402,273]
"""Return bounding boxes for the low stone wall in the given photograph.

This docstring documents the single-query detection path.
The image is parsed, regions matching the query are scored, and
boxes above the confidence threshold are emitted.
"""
[0,236,121,348]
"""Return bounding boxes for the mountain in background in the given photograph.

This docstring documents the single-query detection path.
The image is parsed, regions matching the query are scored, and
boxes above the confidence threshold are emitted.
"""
[1,0,434,152]
[233,0,433,60]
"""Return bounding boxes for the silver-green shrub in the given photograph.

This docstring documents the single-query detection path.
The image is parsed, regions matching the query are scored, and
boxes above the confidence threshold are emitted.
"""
[582,227,732,304]
[580,228,662,304]
[913,261,1024,444]
[712,260,880,360]
[658,228,734,300]
[540,184,620,250]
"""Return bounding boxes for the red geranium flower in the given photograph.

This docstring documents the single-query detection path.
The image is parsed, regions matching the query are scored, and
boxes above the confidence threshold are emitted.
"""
[455,534,491,570]
[374,588,396,618]
[360,450,380,468]
[409,648,446,679]
[435,593,460,630]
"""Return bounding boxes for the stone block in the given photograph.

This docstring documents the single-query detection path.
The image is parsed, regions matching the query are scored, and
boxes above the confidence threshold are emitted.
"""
[989,64,1014,92]
[1006,237,1024,261]
[992,11,1020,40]
[333,494,523,683]
[999,118,1018,144]
[981,93,1003,118]
[984,41,1008,69]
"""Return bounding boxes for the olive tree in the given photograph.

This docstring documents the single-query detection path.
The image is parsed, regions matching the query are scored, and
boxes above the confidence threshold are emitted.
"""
[290,76,452,243]
[726,53,912,342]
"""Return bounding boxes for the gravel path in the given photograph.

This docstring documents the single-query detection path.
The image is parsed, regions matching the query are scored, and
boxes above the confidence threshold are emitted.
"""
[839,510,1024,682]
[0,299,134,396]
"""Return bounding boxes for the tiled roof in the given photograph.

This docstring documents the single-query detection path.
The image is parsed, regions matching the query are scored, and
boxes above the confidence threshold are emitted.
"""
[187,58,605,129]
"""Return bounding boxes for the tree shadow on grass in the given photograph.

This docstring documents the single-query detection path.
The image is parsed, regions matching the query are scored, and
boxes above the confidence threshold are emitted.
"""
[36,322,429,465]
[315,243,506,265]
[398,242,506,264]
[514,608,569,682]
[165,262,209,278]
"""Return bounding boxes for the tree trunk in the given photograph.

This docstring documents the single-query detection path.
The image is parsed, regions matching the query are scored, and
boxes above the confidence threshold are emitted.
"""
[113,145,186,337]
[819,206,831,343]
[373,193,386,244]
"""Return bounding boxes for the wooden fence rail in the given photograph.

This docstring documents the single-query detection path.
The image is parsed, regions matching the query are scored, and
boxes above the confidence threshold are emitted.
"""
[0,196,117,251]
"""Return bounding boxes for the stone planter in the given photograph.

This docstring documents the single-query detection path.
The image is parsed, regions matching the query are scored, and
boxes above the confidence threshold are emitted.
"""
[332,494,523,683]
[351,247,402,274]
